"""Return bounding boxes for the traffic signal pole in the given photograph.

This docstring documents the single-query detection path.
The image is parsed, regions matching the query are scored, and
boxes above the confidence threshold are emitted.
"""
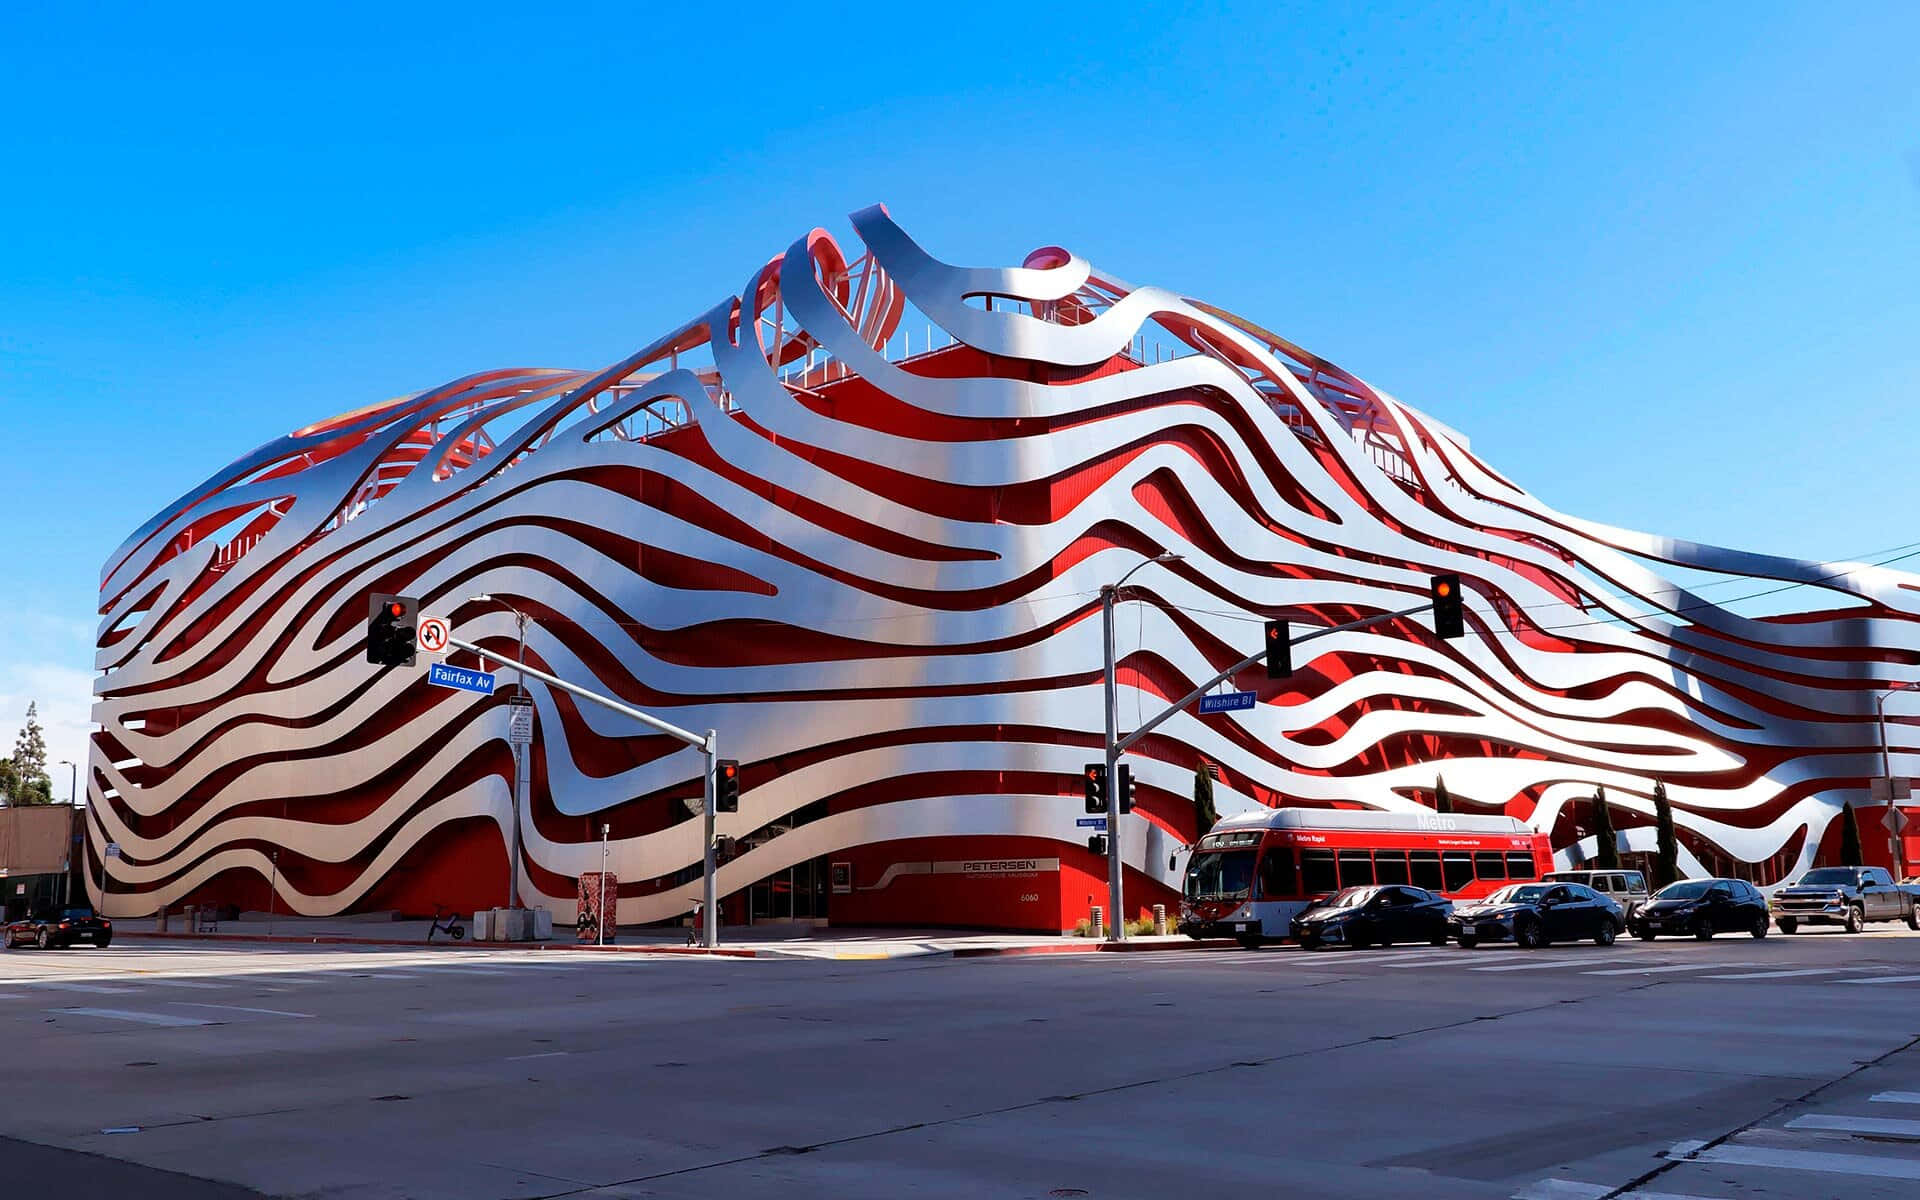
[445,634,724,949]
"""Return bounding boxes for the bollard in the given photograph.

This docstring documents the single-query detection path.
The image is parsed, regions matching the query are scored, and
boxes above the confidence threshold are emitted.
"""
[1090,906,1104,939]
[1152,904,1167,936]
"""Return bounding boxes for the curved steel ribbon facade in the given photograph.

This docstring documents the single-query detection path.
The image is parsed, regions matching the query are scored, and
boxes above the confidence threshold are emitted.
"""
[88,205,1920,924]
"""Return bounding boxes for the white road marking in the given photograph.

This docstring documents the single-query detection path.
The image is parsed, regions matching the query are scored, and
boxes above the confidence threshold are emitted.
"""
[1786,1113,1920,1139]
[1698,968,1855,980]
[1872,1092,1920,1104]
[0,992,27,999]
[139,979,228,990]
[504,1050,570,1061]
[1470,959,1621,972]
[1837,974,1920,985]
[26,981,139,994]
[1694,1142,1920,1180]
[1385,958,1484,969]
[1581,962,1762,976]
[408,966,517,976]
[52,1007,219,1027]
[169,1002,315,1018]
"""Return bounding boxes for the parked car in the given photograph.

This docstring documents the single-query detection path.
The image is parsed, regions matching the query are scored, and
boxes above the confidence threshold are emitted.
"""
[1290,885,1453,949]
[1543,869,1651,919]
[1630,878,1769,940]
[4,907,113,950]
[1448,882,1622,949]
[1771,866,1918,933]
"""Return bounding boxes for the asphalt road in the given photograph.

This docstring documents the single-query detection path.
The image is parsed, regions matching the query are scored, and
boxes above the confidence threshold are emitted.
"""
[5,929,1920,1198]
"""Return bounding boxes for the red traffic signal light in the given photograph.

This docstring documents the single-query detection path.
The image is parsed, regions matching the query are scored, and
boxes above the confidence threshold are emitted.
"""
[1083,763,1108,814]
[366,594,418,667]
[1264,619,1291,679]
[715,759,741,813]
[1430,574,1465,640]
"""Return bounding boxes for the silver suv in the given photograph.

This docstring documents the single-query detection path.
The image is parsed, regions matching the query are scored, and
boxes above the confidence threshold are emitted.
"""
[1543,870,1651,919]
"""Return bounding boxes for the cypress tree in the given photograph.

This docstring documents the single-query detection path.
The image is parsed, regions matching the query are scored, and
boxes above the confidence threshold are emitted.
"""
[1838,801,1865,867]
[1191,763,1218,837]
[1653,781,1679,887]
[1593,785,1620,870]
[1434,775,1453,815]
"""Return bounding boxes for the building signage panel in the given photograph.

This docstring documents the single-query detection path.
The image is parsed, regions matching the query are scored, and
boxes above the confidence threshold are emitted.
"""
[428,662,496,695]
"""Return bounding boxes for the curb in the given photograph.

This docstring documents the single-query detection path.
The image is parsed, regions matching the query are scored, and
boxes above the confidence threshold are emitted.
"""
[110,930,1238,960]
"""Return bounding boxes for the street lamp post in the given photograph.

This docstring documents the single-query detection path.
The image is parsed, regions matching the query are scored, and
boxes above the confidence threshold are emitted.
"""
[55,760,78,806]
[1876,681,1916,878]
[1101,552,1182,943]
[470,594,530,911]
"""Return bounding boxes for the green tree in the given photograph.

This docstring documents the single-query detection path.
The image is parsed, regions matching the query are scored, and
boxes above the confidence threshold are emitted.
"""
[1652,780,1679,887]
[8,703,52,804]
[1837,800,1864,867]
[1434,775,1452,815]
[0,757,17,806]
[1191,762,1218,838]
[1593,785,1620,870]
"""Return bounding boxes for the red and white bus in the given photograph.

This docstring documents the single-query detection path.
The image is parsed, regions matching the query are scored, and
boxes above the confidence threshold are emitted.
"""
[1180,807,1554,946]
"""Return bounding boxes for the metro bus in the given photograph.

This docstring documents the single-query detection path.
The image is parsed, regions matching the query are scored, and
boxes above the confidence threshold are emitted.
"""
[1179,807,1554,947]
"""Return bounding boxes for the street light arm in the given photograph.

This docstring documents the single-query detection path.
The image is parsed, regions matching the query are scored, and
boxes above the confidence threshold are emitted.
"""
[1107,551,1182,595]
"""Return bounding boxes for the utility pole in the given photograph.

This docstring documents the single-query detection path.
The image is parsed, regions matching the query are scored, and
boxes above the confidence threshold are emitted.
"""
[1101,553,1182,942]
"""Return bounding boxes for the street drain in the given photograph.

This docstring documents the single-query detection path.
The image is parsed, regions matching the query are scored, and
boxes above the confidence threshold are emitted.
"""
[125,1061,157,1068]
[1049,1190,1091,1197]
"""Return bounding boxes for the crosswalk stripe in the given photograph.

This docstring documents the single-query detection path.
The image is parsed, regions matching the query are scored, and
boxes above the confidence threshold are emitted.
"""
[1385,958,1480,969]
[170,1002,315,1019]
[1694,1143,1920,1180]
[140,979,228,990]
[1786,1113,1920,1139]
[1871,1091,1920,1104]
[28,981,139,994]
[52,1007,219,1027]
[1697,968,1857,980]
[1471,958,1620,972]
[1836,974,1920,986]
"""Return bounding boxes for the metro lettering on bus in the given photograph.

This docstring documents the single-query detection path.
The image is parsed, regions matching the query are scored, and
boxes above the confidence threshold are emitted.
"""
[1180,808,1553,947]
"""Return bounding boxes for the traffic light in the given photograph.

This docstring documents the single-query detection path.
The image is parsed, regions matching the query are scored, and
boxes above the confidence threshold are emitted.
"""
[1430,573,1464,640]
[1086,834,1108,856]
[1083,763,1107,814]
[366,594,418,667]
[1264,619,1291,679]
[715,759,740,813]
[1115,763,1134,815]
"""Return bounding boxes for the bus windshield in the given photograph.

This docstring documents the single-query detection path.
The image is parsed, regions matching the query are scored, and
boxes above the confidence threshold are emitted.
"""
[1185,850,1256,901]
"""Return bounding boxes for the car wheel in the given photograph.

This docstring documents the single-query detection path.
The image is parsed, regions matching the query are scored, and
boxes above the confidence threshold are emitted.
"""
[1777,916,1797,935]
[1594,919,1617,947]
[97,934,112,949]
[1298,935,1321,951]
[1749,914,1768,939]
[1349,929,1371,951]
[36,928,50,950]
[1694,917,1715,941]
[1517,919,1546,949]
[1844,906,1863,935]
[1636,928,1656,941]
[1429,932,1449,947]
[1907,907,1919,931]
[1456,933,1478,949]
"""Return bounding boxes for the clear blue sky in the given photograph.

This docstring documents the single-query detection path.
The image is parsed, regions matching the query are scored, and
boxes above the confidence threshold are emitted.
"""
[4,3,1917,777]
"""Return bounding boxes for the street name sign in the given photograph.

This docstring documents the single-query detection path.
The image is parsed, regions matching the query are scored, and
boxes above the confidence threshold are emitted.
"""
[1075,817,1107,828]
[417,615,451,656]
[428,662,496,695]
[1198,690,1257,714]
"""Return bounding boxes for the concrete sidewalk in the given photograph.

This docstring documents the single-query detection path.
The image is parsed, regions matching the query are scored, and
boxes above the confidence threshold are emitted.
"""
[109,913,1228,960]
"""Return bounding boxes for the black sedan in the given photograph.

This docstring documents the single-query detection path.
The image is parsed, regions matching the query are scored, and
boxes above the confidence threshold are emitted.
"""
[1290,885,1453,950]
[4,907,114,950]
[1449,882,1622,949]
[1629,878,1769,940]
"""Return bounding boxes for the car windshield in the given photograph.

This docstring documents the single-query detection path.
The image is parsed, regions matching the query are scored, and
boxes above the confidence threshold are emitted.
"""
[1185,850,1255,900]
[1653,880,1715,900]
[1799,869,1861,886]
[1486,884,1550,904]
[1319,888,1375,909]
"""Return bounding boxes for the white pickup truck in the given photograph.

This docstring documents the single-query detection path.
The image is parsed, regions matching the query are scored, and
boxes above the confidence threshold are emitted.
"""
[1770,866,1919,934]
